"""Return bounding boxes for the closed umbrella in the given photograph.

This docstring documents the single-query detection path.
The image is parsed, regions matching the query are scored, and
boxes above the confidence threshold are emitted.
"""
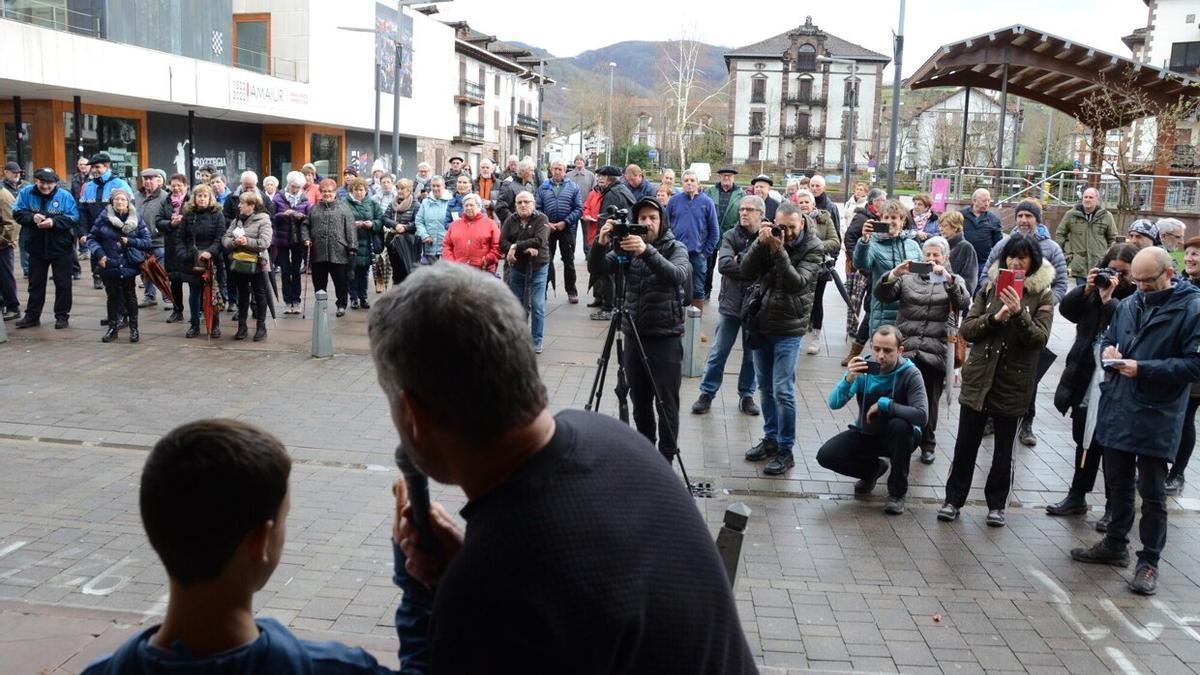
[138,253,175,306]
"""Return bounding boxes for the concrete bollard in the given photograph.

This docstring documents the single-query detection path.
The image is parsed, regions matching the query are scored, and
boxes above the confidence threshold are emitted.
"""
[0,313,7,343]
[715,502,751,589]
[310,290,333,358]
[682,305,703,377]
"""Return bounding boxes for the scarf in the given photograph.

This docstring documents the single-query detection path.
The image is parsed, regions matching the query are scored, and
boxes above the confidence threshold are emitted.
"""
[393,194,413,214]
[913,210,931,230]
[106,204,139,234]
[284,189,304,208]
[170,193,185,212]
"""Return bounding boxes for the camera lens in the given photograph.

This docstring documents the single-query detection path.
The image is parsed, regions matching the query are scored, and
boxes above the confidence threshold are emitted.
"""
[1095,273,1111,289]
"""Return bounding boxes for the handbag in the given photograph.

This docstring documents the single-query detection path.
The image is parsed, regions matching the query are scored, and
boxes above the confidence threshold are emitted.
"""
[741,282,767,351]
[946,294,965,369]
[229,250,260,274]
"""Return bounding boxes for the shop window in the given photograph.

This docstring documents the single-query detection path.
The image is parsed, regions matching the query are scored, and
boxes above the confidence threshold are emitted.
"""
[63,112,140,181]
[234,13,271,75]
[310,133,341,177]
[3,122,33,176]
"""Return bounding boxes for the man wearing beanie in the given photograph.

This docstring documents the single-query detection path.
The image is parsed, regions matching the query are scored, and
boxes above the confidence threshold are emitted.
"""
[1127,219,1161,250]
[978,199,1069,446]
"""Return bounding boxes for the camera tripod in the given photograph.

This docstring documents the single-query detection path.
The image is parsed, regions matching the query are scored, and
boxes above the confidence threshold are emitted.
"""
[584,250,701,496]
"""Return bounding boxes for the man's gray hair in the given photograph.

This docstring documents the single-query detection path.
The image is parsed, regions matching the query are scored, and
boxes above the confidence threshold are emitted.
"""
[417,162,431,171]
[518,159,536,173]
[972,188,991,201]
[1156,217,1186,236]
[922,235,951,261]
[867,188,887,203]
[795,188,815,202]
[777,202,802,220]
[514,190,535,203]
[369,263,547,442]
[549,159,566,170]
[429,175,445,186]
[663,168,676,178]
[680,169,697,181]
[240,170,258,184]
[739,195,765,212]
[1082,186,1099,198]
[809,175,826,187]
[480,158,493,169]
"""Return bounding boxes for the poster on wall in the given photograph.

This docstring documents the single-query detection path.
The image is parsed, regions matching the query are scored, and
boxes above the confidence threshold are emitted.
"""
[375,2,414,98]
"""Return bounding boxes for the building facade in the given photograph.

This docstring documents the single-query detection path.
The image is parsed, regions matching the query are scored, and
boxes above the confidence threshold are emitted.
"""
[896,88,1019,172]
[723,16,889,177]
[1142,0,1199,171]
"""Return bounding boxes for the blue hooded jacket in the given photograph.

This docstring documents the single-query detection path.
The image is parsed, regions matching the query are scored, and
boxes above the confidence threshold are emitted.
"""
[79,170,134,233]
[828,357,928,436]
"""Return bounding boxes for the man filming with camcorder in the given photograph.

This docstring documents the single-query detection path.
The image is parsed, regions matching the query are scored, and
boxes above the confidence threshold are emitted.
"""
[588,196,692,463]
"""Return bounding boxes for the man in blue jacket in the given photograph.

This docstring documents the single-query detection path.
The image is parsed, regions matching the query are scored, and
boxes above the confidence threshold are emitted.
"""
[665,169,719,306]
[817,325,927,515]
[534,160,583,303]
[81,419,431,675]
[13,169,79,330]
[960,188,1002,266]
[1070,247,1200,595]
[78,153,133,290]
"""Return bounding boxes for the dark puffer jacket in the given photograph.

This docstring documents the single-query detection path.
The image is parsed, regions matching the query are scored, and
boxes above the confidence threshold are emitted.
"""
[715,224,758,318]
[739,229,824,337]
[1052,282,1136,414]
[874,270,969,374]
[589,214,691,338]
[958,260,1056,417]
[946,233,980,299]
[499,211,551,268]
[176,204,227,285]
[843,206,875,259]
[271,190,311,248]
[302,200,357,266]
[86,207,152,279]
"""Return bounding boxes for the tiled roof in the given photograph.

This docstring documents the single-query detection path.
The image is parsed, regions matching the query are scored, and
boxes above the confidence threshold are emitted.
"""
[725,26,889,62]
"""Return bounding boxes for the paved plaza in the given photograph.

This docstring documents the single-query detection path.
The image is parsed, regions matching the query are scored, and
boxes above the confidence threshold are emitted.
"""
[3,256,1200,674]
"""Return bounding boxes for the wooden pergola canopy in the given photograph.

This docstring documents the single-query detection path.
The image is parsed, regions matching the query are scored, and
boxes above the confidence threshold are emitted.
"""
[907,24,1200,129]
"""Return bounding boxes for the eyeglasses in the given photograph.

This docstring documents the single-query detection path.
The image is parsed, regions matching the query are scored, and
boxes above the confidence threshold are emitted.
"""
[1132,269,1166,285]
[738,207,761,212]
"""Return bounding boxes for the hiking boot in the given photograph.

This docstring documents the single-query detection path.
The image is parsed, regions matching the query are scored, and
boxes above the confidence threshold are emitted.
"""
[1129,562,1158,595]
[920,449,935,465]
[1095,508,1112,533]
[359,299,370,310]
[855,459,889,494]
[14,316,39,329]
[745,437,779,462]
[937,503,960,522]
[840,341,863,367]
[253,321,267,341]
[210,326,222,339]
[166,309,184,323]
[806,330,821,355]
[1070,540,1130,566]
[1046,494,1088,516]
[234,322,249,340]
[1164,474,1185,496]
[739,395,760,416]
[883,496,905,515]
[986,509,1006,527]
[185,324,200,338]
[691,393,713,414]
[101,326,119,343]
[128,321,139,343]
[1019,420,1037,446]
[54,317,69,330]
[763,452,795,476]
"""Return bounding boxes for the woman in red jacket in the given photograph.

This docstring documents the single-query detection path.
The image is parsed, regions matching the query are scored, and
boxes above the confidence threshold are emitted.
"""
[443,193,501,273]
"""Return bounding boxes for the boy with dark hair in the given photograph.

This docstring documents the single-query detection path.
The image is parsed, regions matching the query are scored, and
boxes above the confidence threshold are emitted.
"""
[83,419,428,674]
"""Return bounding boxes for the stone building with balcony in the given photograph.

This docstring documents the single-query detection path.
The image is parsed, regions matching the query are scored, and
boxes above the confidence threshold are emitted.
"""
[723,16,889,179]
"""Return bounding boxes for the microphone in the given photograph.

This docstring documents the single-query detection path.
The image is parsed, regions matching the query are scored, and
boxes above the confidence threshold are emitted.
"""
[394,443,439,559]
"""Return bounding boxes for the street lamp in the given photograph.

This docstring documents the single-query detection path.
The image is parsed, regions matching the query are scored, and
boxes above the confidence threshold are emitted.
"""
[885,0,906,193]
[818,54,858,201]
[607,61,616,164]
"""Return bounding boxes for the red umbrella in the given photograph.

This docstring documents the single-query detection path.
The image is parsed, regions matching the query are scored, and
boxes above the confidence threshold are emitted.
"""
[138,252,175,306]
[201,260,225,335]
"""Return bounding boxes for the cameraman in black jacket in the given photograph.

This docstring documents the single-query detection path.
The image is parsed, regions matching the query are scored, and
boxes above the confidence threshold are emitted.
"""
[589,196,692,463]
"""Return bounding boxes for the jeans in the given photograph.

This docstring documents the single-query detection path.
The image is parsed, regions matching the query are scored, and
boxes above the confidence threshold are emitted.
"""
[507,263,549,345]
[703,248,718,298]
[187,281,220,329]
[25,251,73,321]
[142,246,165,300]
[1169,396,1200,480]
[1104,447,1169,566]
[699,313,756,397]
[688,250,707,301]
[546,223,577,296]
[18,227,30,276]
[624,334,683,463]
[752,334,803,453]
[102,275,138,326]
[945,406,1020,510]
[231,270,267,323]
[816,420,920,497]
[350,261,370,302]
[277,244,304,304]
[0,247,19,312]
[311,261,349,309]
[223,251,238,307]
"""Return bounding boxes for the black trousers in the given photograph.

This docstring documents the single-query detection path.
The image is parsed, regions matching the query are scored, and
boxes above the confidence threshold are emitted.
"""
[1024,348,1058,422]
[0,247,19,312]
[915,362,945,453]
[1169,396,1200,480]
[231,271,267,324]
[102,276,138,326]
[310,261,349,309]
[546,223,578,296]
[1104,447,1169,566]
[945,406,1020,510]
[703,248,718,298]
[810,275,827,331]
[1067,407,1110,498]
[623,334,682,463]
[816,420,919,497]
[26,251,74,321]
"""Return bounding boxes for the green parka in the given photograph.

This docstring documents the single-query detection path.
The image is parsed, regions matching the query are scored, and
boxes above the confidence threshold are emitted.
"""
[1053,204,1116,278]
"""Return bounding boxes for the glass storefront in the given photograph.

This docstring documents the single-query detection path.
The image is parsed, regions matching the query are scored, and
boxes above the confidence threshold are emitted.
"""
[2,122,33,176]
[64,112,141,180]
[310,133,341,178]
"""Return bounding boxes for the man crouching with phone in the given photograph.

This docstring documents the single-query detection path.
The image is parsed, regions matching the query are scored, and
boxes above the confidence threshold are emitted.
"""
[816,325,928,515]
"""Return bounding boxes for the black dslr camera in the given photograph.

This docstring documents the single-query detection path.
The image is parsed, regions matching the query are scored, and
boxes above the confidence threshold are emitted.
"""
[605,206,649,240]
[1094,267,1119,289]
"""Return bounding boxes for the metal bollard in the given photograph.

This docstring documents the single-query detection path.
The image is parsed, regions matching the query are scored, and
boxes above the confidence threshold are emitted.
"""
[310,290,333,358]
[0,313,7,343]
[715,502,751,589]
[682,305,703,377]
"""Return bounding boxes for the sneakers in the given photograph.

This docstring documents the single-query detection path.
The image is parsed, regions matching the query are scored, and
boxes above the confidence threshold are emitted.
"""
[590,309,612,321]
[763,453,795,476]
[1129,562,1158,595]
[210,326,222,339]
[1070,541,1130,566]
[2,309,19,321]
[919,449,935,465]
[855,459,889,494]
[936,503,960,522]
[336,307,346,317]
[1019,421,1037,446]
[745,437,779,462]
[54,317,69,330]
[350,299,361,310]
[568,293,579,304]
[534,341,543,354]
[691,393,713,414]
[806,330,821,354]
[138,297,157,308]
[14,316,38,329]
[1164,474,1185,496]
[166,310,184,324]
[883,496,905,515]
[1045,494,1088,516]
[986,509,1006,527]
[739,395,760,416]
[185,324,200,338]
[359,299,370,309]
[101,326,119,343]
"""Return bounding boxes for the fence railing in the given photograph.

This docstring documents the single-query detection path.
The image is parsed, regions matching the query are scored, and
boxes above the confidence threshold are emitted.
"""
[0,0,101,37]
[927,166,1200,214]
[458,122,484,141]
[460,81,485,100]
[516,113,542,130]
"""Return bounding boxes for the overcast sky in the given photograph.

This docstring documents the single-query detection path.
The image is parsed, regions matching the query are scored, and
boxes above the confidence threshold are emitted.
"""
[430,0,1152,77]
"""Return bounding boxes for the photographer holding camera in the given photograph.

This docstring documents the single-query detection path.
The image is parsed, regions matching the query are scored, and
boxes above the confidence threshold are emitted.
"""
[590,196,692,463]
[740,202,825,476]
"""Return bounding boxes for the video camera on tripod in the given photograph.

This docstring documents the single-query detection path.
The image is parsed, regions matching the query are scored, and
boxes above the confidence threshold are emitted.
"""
[604,206,649,242]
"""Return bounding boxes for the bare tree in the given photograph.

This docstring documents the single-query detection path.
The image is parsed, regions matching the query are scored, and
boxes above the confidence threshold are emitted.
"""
[659,29,731,171]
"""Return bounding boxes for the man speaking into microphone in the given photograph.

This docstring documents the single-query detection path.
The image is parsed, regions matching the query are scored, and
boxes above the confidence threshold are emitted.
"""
[368,263,754,673]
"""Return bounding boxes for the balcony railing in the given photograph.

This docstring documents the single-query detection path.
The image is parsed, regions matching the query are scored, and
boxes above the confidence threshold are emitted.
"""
[784,92,826,106]
[457,122,485,142]
[456,81,485,104]
[516,113,541,130]
[1174,145,1197,167]
[783,125,824,140]
[0,0,101,37]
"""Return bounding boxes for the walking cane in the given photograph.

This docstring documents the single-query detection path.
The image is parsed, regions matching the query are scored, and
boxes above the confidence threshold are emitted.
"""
[301,247,310,319]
